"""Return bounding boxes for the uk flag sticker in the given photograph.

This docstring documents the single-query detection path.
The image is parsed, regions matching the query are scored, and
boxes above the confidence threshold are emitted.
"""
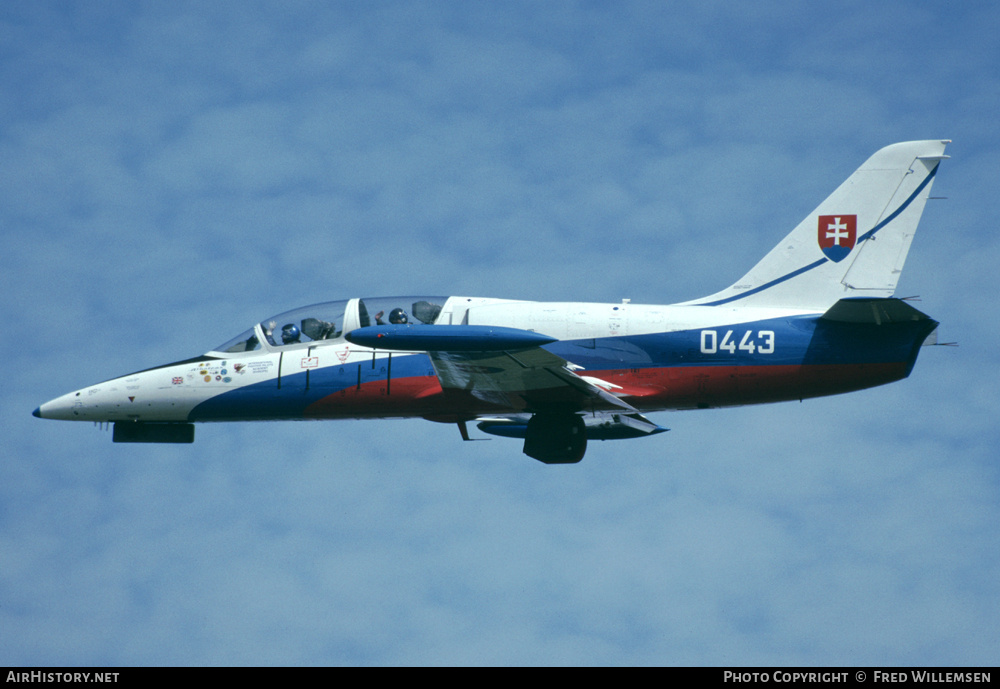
[818,215,857,262]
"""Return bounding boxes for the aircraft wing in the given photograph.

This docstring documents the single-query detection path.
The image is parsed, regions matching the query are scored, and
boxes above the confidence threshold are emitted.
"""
[429,347,639,414]
[346,324,638,414]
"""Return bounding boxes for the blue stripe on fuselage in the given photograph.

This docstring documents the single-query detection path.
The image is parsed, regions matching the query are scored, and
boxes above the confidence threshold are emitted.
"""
[188,351,437,421]
[547,315,936,371]
[189,315,934,421]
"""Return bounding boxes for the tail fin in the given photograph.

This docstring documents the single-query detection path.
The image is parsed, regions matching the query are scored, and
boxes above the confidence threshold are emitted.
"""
[687,140,949,309]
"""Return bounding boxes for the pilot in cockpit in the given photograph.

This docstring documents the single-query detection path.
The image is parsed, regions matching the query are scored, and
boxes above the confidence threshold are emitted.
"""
[280,323,301,345]
[375,308,409,325]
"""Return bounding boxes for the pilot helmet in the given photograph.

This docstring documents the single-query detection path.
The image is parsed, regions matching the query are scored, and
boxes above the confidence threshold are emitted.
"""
[281,323,301,344]
[388,308,408,324]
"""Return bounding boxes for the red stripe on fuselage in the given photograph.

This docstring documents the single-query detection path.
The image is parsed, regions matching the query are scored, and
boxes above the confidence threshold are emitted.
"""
[302,362,910,419]
[592,362,909,409]
[303,376,519,419]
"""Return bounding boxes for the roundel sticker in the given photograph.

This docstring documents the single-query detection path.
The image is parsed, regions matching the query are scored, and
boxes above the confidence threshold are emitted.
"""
[818,215,857,262]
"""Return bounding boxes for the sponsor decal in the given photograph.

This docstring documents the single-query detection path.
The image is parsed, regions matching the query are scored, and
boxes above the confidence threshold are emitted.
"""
[247,361,273,374]
[204,375,212,383]
[817,214,857,262]
[223,376,232,383]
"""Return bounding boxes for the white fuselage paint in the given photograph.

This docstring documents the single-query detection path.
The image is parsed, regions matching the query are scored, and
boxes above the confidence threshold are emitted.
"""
[36,296,816,424]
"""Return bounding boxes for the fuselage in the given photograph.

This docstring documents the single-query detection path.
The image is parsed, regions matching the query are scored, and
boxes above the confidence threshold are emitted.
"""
[34,294,937,425]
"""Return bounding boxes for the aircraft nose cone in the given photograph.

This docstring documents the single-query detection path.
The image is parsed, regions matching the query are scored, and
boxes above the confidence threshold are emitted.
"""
[32,407,41,418]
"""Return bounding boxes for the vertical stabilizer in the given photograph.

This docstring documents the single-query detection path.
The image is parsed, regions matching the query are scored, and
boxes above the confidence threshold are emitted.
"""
[686,140,949,310]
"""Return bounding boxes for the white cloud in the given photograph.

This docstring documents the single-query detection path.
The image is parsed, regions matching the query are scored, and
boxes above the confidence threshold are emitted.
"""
[3,1,998,666]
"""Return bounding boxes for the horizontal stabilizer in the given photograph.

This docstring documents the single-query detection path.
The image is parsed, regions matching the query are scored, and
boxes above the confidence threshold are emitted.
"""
[821,297,932,324]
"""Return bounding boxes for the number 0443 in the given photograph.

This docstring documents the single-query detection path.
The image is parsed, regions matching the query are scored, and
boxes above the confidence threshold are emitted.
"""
[700,329,775,355]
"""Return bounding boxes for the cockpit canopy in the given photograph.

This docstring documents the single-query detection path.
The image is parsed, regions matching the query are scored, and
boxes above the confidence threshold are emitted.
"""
[212,296,447,354]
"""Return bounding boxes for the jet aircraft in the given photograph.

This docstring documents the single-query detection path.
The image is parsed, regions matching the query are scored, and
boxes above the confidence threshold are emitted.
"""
[33,140,950,463]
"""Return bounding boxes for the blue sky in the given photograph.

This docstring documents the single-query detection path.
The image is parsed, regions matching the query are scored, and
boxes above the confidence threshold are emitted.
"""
[3,1,998,666]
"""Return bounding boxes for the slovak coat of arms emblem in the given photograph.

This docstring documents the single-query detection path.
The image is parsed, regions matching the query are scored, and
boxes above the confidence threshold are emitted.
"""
[817,215,857,262]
